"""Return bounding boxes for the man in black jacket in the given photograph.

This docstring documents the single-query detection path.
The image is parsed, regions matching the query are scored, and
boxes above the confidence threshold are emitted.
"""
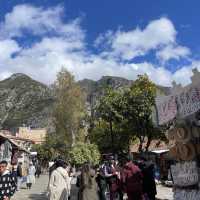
[0,161,16,200]
[138,158,157,200]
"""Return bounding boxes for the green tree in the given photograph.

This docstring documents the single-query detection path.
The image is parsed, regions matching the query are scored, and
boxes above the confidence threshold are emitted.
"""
[52,68,86,156]
[89,119,132,154]
[96,88,123,153]
[32,135,58,165]
[84,74,164,154]
[123,74,159,152]
[69,142,100,165]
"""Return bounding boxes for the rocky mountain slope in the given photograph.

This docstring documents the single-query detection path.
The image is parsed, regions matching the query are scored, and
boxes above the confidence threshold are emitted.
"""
[79,76,171,104]
[0,74,55,130]
[0,74,171,130]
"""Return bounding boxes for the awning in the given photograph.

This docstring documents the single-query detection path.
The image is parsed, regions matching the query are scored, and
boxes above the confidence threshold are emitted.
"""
[30,152,37,156]
[150,149,169,154]
[0,132,30,154]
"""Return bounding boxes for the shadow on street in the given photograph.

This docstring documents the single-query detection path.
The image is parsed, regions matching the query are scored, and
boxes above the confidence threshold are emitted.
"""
[28,193,47,200]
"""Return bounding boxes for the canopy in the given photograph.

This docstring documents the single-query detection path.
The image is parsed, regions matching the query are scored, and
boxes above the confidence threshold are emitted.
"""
[150,149,169,154]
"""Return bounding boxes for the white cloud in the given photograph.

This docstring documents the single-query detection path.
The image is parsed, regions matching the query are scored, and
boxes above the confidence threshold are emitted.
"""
[156,45,191,62]
[0,4,86,83]
[0,4,197,88]
[0,39,21,60]
[172,61,200,86]
[0,4,84,43]
[96,17,177,60]
[0,38,173,86]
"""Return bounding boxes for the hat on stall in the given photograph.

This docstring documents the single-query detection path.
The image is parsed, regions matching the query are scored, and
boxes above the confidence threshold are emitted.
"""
[174,127,191,143]
[169,144,180,160]
[167,128,176,141]
[179,143,196,161]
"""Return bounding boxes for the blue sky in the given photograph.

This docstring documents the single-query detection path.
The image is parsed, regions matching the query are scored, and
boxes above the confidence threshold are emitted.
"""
[0,0,200,86]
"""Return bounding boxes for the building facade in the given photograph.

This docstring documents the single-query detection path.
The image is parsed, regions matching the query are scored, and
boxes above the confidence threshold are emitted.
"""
[17,127,47,144]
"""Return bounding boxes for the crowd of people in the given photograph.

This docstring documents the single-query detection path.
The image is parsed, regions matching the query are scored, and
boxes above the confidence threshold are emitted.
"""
[0,155,157,200]
[48,156,157,200]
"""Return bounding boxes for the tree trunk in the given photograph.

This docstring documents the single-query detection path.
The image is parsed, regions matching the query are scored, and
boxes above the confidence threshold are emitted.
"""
[145,135,152,152]
[138,136,144,152]
[71,129,75,147]
[109,120,114,153]
[128,136,131,154]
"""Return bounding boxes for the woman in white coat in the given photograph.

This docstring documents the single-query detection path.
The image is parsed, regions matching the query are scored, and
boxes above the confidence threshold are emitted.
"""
[26,162,36,189]
[48,160,70,200]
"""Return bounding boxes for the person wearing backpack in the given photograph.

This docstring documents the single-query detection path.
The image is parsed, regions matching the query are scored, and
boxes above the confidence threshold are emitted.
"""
[122,158,143,200]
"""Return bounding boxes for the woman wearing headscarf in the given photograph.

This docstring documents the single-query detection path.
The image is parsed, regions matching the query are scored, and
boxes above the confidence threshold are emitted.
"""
[48,159,70,200]
[80,163,99,200]
[26,162,36,189]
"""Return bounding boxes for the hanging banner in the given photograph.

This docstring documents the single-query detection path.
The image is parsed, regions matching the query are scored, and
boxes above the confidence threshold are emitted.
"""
[171,161,199,187]
[155,86,200,124]
[176,86,200,118]
[156,95,177,125]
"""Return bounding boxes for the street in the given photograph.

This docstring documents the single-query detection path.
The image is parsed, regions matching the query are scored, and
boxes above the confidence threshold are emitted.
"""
[12,174,173,200]
[156,185,173,200]
[12,175,48,200]
[12,175,79,200]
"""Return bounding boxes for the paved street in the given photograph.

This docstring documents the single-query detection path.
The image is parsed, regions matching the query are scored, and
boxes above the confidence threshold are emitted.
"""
[156,185,173,200]
[12,175,48,200]
[12,174,79,200]
[12,175,173,200]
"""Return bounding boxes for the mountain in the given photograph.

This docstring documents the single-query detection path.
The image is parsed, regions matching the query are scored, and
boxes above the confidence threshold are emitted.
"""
[79,75,171,104]
[0,73,171,130]
[0,73,55,130]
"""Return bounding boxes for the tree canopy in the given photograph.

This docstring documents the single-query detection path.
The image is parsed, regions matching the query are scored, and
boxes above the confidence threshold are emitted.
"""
[92,74,163,153]
[69,142,100,165]
[37,68,86,161]
[53,68,86,149]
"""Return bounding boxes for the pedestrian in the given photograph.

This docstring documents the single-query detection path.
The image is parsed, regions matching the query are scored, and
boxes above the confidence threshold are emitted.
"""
[16,162,23,191]
[35,164,42,178]
[108,158,123,200]
[122,157,143,200]
[49,157,61,177]
[26,162,36,189]
[80,163,99,200]
[139,158,157,200]
[48,159,70,200]
[97,161,112,200]
[0,160,17,200]
[11,165,18,186]
[65,164,72,199]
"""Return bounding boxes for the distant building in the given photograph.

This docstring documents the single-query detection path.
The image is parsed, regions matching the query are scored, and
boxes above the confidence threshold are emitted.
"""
[17,127,47,144]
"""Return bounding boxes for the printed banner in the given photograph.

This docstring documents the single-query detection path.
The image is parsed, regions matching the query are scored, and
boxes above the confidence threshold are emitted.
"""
[156,95,177,125]
[176,86,200,118]
[156,86,200,124]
